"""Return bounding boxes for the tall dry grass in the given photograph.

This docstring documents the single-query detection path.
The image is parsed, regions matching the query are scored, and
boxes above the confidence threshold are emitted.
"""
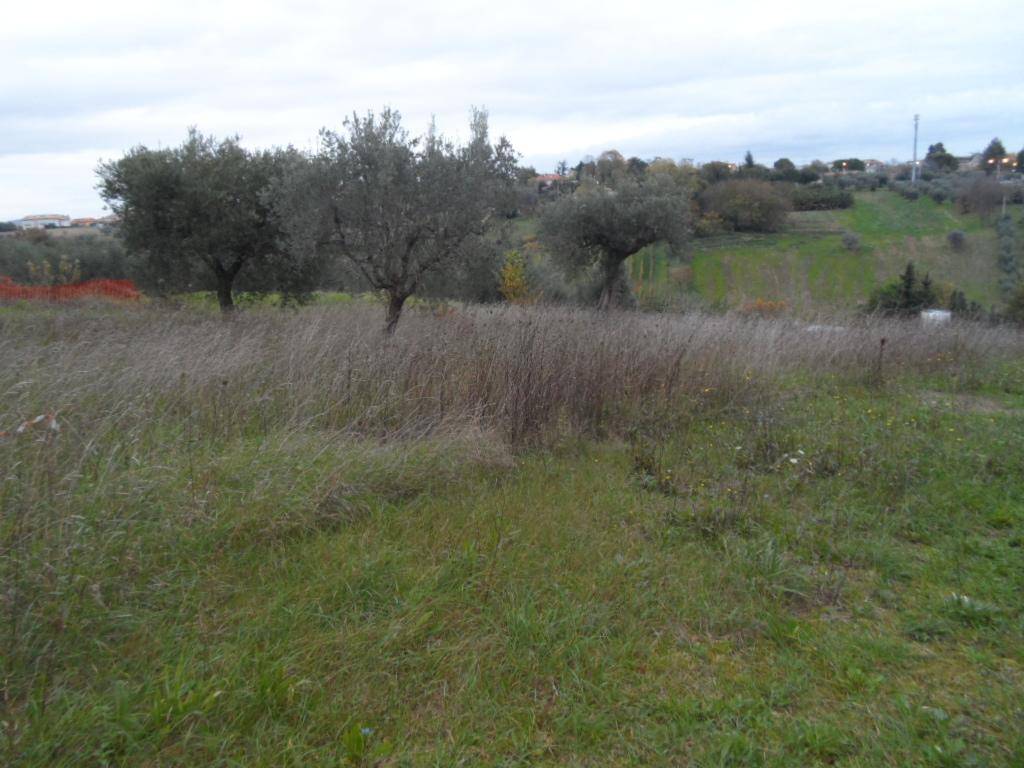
[1,302,1021,447]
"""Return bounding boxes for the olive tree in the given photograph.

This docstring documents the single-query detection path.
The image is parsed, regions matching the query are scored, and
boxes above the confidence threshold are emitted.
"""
[276,108,517,333]
[539,163,692,309]
[97,129,317,311]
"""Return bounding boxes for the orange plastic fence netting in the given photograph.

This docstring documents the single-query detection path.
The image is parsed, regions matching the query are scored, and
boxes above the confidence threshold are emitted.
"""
[0,276,141,302]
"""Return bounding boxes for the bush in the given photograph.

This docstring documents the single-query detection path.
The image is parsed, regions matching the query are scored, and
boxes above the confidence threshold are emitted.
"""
[835,174,878,191]
[866,262,937,316]
[841,231,861,251]
[0,231,129,284]
[890,182,921,201]
[524,254,575,304]
[791,186,854,211]
[956,177,1002,218]
[797,169,821,184]
[694,212,727,237]
[499,250,530,303]
[947,230,966,251]
[700,180,790,233]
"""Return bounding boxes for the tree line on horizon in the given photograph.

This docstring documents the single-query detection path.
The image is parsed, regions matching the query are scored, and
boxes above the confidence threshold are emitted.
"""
[28,113,1010,330]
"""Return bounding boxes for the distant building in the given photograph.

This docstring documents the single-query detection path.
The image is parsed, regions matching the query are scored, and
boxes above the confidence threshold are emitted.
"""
[14,214,71,229]
[70,217,100,228]
[863,159,886,173]
[957,154,982,171]
[533,174,571,195]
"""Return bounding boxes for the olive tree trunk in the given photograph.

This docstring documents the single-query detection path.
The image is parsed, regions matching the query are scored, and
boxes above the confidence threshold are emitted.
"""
[598,257,628,311]
[215,276,235,312]
[384,291,409,335]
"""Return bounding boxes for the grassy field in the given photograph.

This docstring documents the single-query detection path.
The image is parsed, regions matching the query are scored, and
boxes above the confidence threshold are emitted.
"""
[3,302,1024,766]
[629,192,1019,312]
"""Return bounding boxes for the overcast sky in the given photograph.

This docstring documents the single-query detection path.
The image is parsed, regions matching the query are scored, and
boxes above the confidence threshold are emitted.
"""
[2,0,1022,219]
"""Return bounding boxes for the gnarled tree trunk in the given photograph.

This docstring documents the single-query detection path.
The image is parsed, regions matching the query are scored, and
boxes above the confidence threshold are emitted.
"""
[215,277,235,313]
[598,257,628,311]
[213,260,243,314]
[384,291,409,335]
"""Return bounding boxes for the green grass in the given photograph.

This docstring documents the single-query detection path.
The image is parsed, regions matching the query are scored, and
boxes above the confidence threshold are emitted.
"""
[627,192,1020,312]
[6,356,1024,765]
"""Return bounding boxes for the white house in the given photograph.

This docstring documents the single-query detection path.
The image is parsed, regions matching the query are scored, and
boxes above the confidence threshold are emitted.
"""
[14,214,71,229]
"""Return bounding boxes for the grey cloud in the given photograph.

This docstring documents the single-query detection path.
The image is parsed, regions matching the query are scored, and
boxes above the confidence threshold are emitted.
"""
[1,0,1022,218]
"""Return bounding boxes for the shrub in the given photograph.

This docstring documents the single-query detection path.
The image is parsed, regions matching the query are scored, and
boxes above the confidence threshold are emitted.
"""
[790,185,854,211]
[841,231,861,251]
[890,181,916,200]
[956,176,1002,218]
[523,256,574,304]
[694,212,727,237]
[835,174,878,191]
[947,230,966,251]
[700,180,790,233]
[499,250,530,303]
[0,230,130,284]
[865,262,937,316]
[797,169,821,184]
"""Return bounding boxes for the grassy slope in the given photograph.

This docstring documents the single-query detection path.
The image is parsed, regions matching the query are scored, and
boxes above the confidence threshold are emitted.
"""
[630,192,1018,312]
[6,363,1024,766]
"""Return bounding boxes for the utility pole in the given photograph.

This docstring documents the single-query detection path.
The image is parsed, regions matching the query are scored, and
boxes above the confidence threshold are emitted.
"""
[911,114,919,185]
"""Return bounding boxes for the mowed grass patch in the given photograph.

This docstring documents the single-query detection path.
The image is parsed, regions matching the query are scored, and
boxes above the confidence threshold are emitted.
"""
[5,355,1024,766]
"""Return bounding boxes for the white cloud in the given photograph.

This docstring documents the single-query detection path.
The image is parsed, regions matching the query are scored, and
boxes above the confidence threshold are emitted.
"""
[1,0,1022,218]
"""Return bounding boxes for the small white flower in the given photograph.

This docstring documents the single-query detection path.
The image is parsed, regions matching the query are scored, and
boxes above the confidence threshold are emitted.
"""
[789,458,799,465]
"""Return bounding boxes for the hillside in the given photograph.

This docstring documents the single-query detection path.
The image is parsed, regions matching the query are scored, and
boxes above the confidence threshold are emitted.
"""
[3,304,1024,766]
[627,191,1018,312]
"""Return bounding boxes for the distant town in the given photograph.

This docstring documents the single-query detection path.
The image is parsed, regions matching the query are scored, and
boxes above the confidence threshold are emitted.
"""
[4,213,120,231]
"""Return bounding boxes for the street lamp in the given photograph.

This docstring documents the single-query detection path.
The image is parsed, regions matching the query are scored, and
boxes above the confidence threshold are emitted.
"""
[987,156,1012,180]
